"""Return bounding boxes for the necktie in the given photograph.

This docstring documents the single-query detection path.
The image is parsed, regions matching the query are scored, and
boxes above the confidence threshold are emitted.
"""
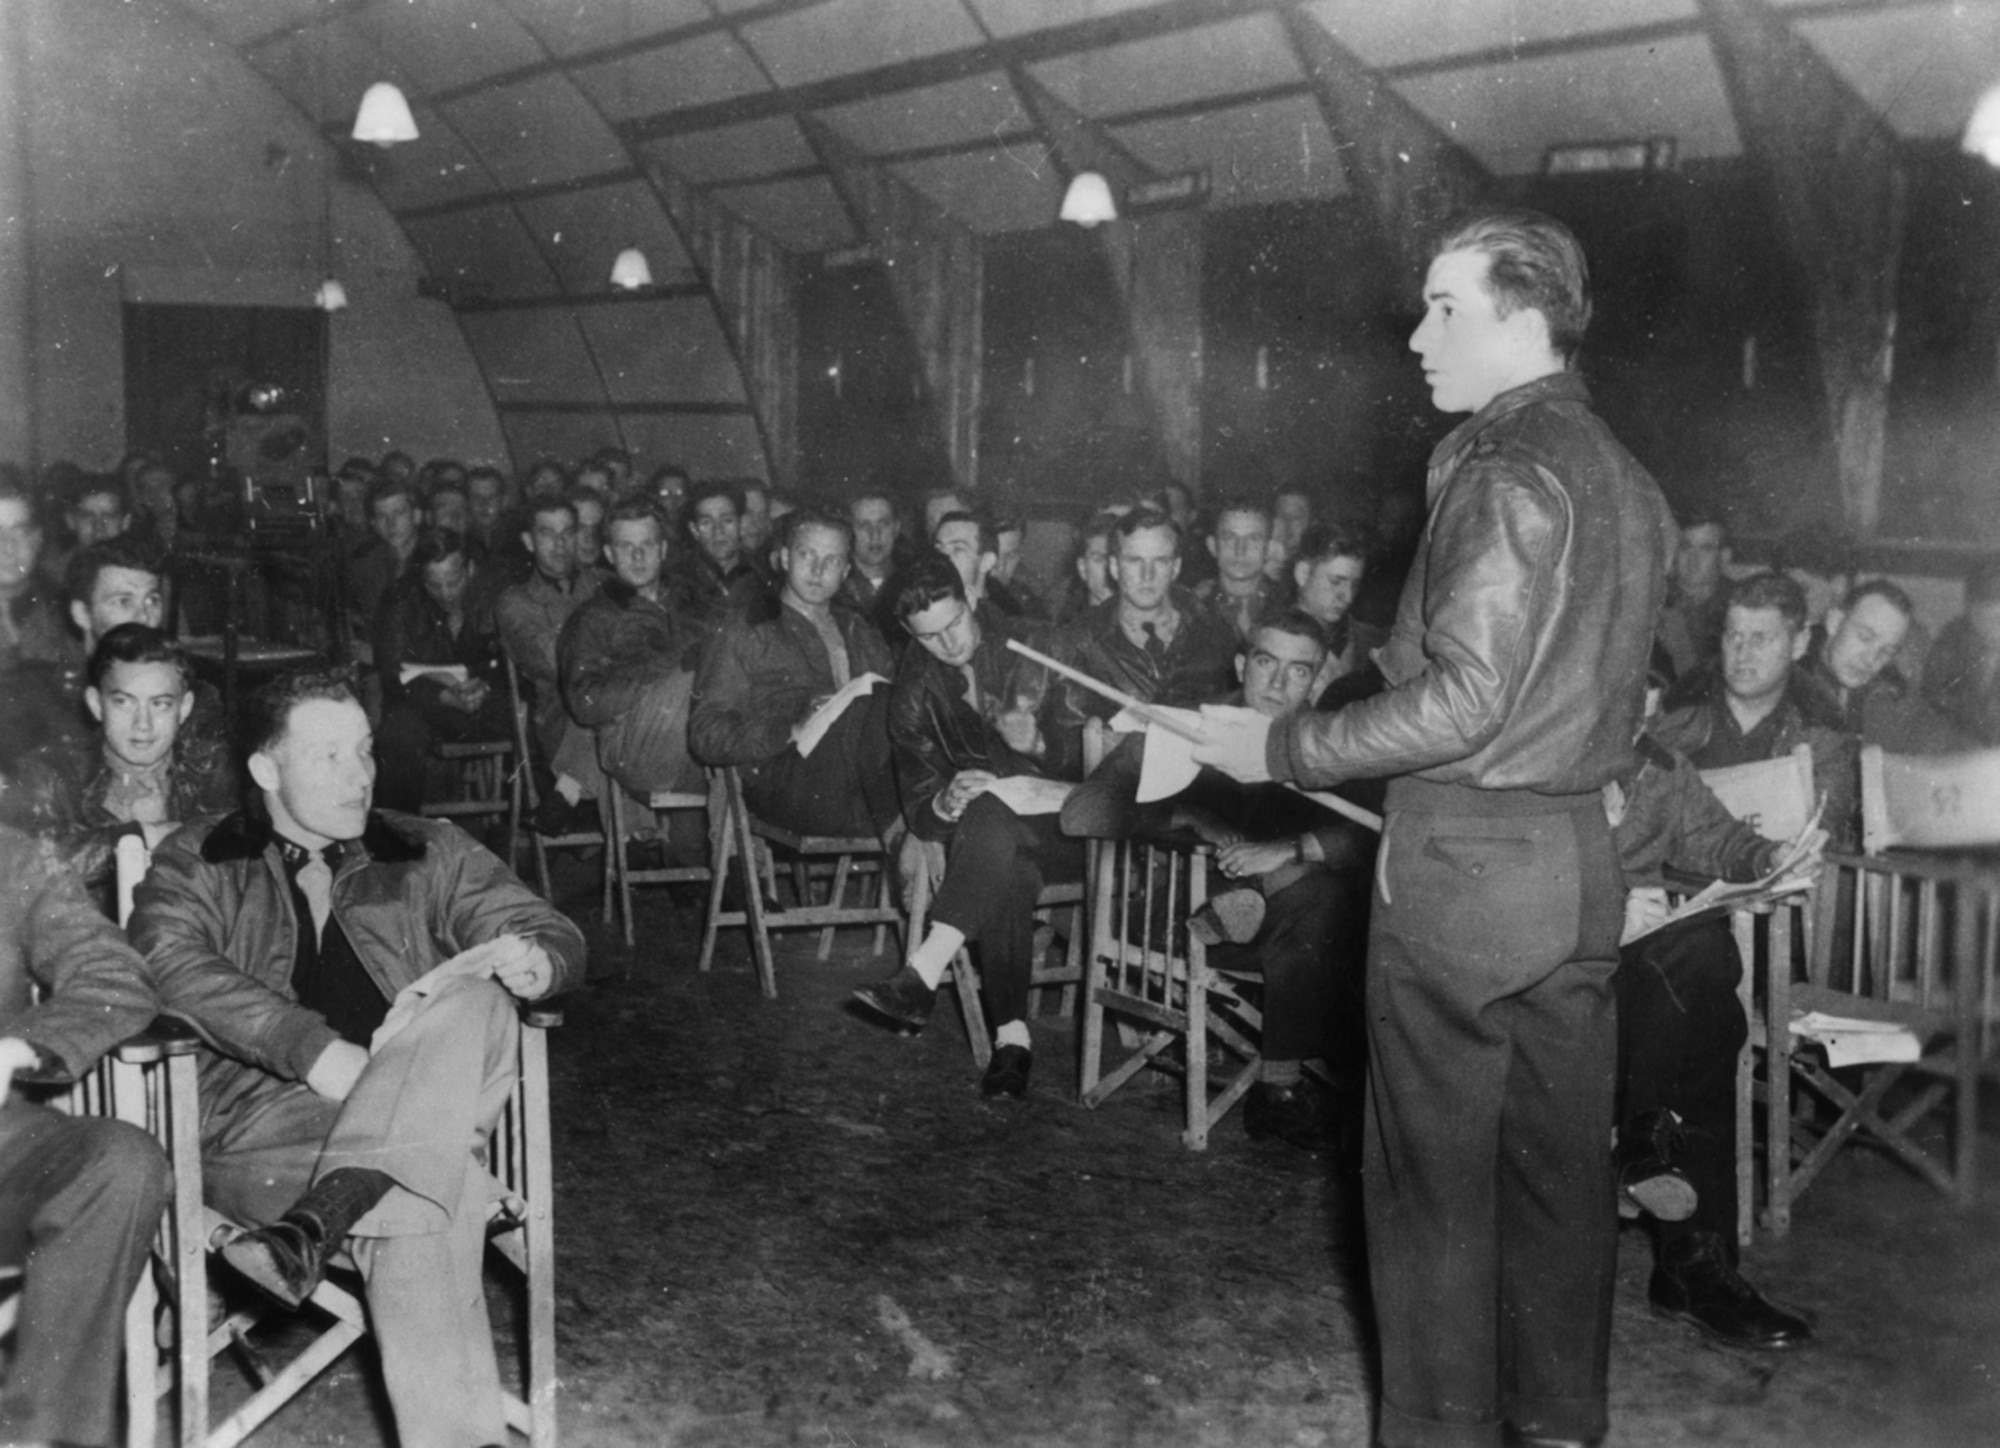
[959,663,981,711]
[298,849,333,941]
[1142,622,1167,662]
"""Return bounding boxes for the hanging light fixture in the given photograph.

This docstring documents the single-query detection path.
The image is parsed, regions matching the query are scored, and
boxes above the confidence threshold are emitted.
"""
[315,278,349,313]
[610,247,654,290]
[352,81,419,147]
[1964,80,2000,166]
[1059,171,1118,227]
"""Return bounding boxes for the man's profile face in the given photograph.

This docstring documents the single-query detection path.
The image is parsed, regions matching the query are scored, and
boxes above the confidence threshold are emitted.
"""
[1077,533,1112,601]
[1674,523,1726,598]
[253,696,376,849]
[573,499,605,567]
[1410,247,1547,415]
[421,552,472,615]
[75,565,165,644]
[850,497,899,571]
[524,509,576,583]
[905,595,980,669]
[1239,627,1326,719]
[1295,554,1364,626]
[781,523,851,609]
[70,491,130,548]
[1208,509,1270,586]
[1722,604,1807,707]
[88,658,192,771]
[1113,524,1181,612]
[994,527,1024,586]
[739,487,772,554]
[690,496,742,571]
[0,497,40,592]
[373,494,418,552]
[934,519,994,597]
[1823,594,1910,693]
[607,517,667,592]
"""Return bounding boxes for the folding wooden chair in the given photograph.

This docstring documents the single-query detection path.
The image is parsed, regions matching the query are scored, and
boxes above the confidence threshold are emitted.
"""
[698,766,901,1000]
[504,656,609,921]
[420,730,524,873]
[904,862,1086,1070]
[605,782,713,951]
[1762,745,2000,1233]
[1694,743,1817,1244]
[117,839,564,1446]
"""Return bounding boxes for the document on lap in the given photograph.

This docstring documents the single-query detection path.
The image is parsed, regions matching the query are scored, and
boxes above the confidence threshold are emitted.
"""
[982,776,1076,816]
[399,662,471,686]
[791,672,888,758]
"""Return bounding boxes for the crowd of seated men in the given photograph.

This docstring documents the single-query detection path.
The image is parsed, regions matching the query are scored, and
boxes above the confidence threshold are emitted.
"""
[8,434,2000,1437]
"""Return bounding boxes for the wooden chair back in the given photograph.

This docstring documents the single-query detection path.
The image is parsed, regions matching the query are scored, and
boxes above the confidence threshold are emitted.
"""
[1860,744,2000,855]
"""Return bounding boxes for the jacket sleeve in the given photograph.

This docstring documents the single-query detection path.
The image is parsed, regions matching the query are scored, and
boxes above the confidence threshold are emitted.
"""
[1270,461,1559,786]
[127,828,342,1083]
[888,661,958,842]
[558,603,654,729]
[688,619,804,766]
[425,824,588,997]
[0,753,125,890]
[1663,757,1779,883]
[496,586,558,691]
[7,843,161,1082]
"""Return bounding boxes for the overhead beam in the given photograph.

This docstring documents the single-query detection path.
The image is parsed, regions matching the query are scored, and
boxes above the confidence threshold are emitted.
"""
[1013,72,1203,491]
[650,166,800,490]
[1700,0,1905,535]
[1283,8,1494,298]
[802,117,982,491]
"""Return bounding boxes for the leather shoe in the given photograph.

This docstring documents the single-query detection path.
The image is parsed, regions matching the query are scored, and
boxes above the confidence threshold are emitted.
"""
[1615,1108,1697,1222]
[219,1218,331,1310]
[1243,1080,1341,1154]
[1650,1232,1812,1350]
[852,964,937,1032]
[1188,886,1267,946]
[981,1044,1032,1099]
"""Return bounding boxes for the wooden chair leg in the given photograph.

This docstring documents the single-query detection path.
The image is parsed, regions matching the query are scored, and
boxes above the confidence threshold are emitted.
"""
[818,853,854,960]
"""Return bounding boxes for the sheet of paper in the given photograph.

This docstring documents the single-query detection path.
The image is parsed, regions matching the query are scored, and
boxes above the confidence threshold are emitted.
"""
[370,936,524,1052]
[792,672,887,759]
[1790,1010,1922,1068]
[1133,707,1205,803]
[399,662,470,686]
[982,775,1075,816]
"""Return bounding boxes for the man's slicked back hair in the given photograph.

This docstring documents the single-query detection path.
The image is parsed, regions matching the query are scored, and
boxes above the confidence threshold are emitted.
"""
[245,666,361,758]
[892,552,968,621]
[1727,571,1809,634]
[87,622,192,692]
[64,533,163,608]
[780,506,853,555]
[1113,506,1182,556]
[1435,208,1592,363]
[1254,608,1331,657]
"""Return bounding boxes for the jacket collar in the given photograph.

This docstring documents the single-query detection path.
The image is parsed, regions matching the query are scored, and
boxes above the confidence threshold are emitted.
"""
[599,576,669,613]
[1429,370,1589,473]
[201,808,425,865]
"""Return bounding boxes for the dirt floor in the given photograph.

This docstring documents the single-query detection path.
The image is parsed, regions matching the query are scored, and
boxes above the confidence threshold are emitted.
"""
[200,859,2000,1448]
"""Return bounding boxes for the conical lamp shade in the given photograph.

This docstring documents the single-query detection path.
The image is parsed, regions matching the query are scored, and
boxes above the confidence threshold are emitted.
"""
[1059,171,1118,227]
[316,278,349,313]
[610,247,654,290]
[352,82,419,147]
[1965,81,2000,166]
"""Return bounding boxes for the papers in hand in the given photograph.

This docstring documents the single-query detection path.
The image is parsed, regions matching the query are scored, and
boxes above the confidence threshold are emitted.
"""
[1635,799,1827,941]
[369,936,525,1051]
[982,775,1075,816]
[1789,1011,1922,1067]
[1110,705,1204,803]
[792,673,887,758]
[399,662,470,686]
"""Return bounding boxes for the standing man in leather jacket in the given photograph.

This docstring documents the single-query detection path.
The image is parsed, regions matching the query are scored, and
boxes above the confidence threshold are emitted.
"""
[1195,209,1675,1448]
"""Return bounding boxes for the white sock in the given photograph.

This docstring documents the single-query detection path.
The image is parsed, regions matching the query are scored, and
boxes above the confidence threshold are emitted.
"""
[554,773,585,807]
[994,1019,1031,1050]
[908,924,964,989]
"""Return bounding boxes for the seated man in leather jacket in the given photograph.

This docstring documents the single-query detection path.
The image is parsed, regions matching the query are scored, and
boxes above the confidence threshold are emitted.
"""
[1061,609,1374,1153]
[689,508,901,843]
[851,555,1085,1100]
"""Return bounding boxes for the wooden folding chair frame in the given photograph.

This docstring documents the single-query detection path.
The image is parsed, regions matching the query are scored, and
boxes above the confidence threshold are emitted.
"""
[698,766,901,999]
[605,783,713,954]
[503,655,610,921]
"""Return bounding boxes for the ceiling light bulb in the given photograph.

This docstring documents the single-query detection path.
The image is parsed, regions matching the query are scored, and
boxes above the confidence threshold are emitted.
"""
[1059,172,1118,228]
[610,247,654,290]
[316,278,349,313]
[1964,80,2000,166]
[352,82,419,147]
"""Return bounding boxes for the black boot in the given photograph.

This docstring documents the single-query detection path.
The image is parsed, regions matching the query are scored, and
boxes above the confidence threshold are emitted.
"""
[851,964,937,1032]
[1615,1108,1697,1222]
[1649,1231,1813,1351]
[220,1167,394,1310]
[981,1044,1032,1099]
